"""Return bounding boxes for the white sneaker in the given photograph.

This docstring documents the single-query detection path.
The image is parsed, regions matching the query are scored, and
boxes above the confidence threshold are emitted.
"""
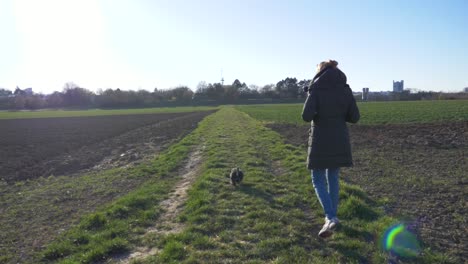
[318,219,333,238]
[328,217,340,230]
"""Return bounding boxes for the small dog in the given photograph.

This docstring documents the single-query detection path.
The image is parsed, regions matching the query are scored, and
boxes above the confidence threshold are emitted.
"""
[229,167,244,186]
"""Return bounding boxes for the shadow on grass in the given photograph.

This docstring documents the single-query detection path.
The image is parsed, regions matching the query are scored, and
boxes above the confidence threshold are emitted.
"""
[338,224,374,242]
[238,183,275,204]
[333,243,369,264]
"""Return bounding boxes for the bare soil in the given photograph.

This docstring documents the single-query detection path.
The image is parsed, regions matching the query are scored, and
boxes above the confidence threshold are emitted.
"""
[267,122,468,262]
[0,111,215,182]
[115,147,204,263]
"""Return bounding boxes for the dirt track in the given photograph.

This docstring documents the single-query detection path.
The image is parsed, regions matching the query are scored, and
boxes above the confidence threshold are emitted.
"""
[267,122,468,262]
[116,147,204,263]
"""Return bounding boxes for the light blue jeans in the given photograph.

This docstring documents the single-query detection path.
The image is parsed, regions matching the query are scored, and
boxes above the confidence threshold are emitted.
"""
[311,168,340,219]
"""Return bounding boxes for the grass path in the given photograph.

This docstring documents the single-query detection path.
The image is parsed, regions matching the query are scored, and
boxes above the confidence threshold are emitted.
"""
[38,107,451,263]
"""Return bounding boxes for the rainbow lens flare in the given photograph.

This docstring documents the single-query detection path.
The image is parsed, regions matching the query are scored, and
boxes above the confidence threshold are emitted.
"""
[382,223,421,258]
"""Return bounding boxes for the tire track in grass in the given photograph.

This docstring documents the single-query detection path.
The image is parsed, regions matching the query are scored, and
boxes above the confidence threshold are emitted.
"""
[114,147,204,263]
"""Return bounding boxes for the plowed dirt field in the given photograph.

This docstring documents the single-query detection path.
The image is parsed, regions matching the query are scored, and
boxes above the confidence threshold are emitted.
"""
[1,111,215,182]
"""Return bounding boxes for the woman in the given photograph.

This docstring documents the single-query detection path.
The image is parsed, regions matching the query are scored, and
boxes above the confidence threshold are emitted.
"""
[302,60,360,238]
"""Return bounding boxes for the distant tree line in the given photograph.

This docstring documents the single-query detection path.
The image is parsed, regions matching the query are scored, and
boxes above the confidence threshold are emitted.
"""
[0,78,310,110]
[1,79,467,110]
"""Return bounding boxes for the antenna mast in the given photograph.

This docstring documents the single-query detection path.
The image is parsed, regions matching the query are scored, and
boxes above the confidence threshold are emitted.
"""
[221,68,224,85]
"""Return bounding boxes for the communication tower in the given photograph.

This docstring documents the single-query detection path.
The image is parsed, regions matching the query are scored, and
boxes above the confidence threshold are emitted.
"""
[362,88,369,101]
[221,69,224,85]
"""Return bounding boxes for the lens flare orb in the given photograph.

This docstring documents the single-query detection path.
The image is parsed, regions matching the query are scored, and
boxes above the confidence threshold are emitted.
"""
[382,223,421,258]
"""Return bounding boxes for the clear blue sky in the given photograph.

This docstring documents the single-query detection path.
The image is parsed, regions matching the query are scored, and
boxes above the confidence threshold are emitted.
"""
[1,0,467,94]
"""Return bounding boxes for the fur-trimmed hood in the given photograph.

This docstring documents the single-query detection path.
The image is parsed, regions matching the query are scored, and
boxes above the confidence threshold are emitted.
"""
[309,67,347,91]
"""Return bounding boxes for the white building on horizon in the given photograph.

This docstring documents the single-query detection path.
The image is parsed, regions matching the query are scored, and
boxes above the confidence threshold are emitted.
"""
[393,80,404,92]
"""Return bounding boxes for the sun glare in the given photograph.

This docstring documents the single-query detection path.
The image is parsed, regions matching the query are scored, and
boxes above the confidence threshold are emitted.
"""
[12,0,141,91]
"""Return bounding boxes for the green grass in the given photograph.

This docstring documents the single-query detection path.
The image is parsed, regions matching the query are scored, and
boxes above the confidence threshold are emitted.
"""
[236,100,468,124]
[0,106,218,119]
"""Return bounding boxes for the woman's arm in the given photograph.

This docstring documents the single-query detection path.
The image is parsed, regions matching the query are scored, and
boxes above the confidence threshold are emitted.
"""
[302,89,318,122]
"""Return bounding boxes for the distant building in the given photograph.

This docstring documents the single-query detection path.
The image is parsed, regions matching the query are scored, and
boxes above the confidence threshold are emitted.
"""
[362,87,369,101]
[24,88,33,95]
[393,80,404,92]
[464,87,468,93]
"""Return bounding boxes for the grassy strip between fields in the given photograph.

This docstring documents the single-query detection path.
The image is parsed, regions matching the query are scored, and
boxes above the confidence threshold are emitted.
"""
[39,107,451,263]
[0,106,218,119]
[236,100,468,125]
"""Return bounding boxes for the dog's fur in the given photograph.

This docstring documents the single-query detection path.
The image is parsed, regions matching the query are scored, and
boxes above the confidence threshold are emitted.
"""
[229,167,244,186]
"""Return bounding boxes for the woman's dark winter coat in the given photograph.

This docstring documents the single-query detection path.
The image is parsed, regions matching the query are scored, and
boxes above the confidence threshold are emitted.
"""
[302,67,360,169]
